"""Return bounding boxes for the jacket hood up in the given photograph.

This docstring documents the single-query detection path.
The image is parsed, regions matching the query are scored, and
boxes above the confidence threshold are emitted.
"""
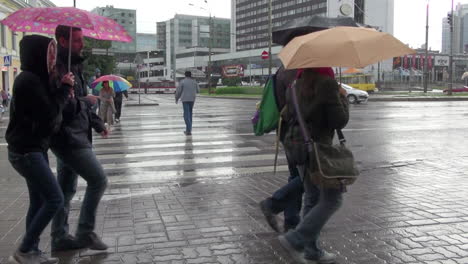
[20,35,54,81]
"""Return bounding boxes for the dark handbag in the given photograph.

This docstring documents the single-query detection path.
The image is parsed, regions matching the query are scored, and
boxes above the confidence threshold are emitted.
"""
[289,79,359,190]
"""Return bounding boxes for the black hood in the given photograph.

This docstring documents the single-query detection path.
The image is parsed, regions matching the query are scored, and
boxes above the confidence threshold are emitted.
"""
[20,35,53,81]
[57,44,85,66]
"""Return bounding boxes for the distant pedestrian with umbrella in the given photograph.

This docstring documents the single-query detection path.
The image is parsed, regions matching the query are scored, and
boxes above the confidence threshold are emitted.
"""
[91,74,132,124]
[98,80,116,131]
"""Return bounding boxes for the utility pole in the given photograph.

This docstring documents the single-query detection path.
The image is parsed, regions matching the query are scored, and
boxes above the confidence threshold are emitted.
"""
[207,14,213,93]
[448,0,454,95]
[268,0,272,76]
[423,1,429,93]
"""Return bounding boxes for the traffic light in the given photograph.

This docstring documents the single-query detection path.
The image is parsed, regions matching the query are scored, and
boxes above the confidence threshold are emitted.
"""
[447,13,453,25]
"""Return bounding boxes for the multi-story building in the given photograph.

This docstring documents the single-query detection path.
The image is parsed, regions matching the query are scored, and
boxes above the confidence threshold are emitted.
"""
[92,6,137,55]
[136,33,157,52]
[231,0,393,52]
[157,14,230,80]
[0,0,55,93]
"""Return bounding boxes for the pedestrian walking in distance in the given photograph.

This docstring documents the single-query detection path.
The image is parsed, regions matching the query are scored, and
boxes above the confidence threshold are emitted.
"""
[175,71,200,136]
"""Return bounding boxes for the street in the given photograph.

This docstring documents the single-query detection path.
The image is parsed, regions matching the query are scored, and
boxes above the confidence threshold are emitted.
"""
[1,94,468,264]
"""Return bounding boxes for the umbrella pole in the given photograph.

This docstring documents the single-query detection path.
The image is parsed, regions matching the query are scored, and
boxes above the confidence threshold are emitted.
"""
[339,67,342,84]
[68,27,72,72]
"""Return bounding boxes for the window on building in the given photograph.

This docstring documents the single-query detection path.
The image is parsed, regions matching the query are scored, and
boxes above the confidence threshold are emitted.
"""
[121,12,125,17]
[12,32,16,51]
[1,25,6,48]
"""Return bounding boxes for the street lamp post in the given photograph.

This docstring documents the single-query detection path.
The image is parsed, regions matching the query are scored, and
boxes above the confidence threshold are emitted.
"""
[449,0,454,95]
[423,1,429,93]
[268,0,272,76]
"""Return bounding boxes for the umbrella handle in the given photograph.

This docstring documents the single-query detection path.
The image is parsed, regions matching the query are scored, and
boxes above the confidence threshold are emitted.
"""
[68,27,72,73]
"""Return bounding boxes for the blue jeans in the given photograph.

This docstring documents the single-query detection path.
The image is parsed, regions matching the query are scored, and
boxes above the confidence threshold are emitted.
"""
[51,148,107,239]
[268,164,303,227]
[284,171,343,259]
[183,101,194,133]
[8,151,64,252]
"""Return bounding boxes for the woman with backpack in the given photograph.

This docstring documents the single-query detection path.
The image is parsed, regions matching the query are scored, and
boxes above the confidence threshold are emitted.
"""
[277,67,349,264]
[5,35,74,264]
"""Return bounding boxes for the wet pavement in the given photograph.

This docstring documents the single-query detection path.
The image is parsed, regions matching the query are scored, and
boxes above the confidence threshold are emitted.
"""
[1,94,468,264]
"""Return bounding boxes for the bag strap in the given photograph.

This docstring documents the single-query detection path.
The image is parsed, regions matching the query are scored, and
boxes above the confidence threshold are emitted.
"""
[273,106,288,175]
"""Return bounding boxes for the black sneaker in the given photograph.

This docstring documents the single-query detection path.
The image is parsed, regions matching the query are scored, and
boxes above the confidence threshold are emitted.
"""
[283,223,297,233]
[51,234,82,252]
[76,232,108,251]
[184,131,192,136]
[259,199,280,233]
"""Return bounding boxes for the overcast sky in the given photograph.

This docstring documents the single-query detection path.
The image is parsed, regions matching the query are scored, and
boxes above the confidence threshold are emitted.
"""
[51,0,468,51]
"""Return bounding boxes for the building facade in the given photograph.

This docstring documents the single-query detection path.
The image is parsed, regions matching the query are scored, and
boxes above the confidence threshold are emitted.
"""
[0,0,55,94]
[92,6,137,54]
[136,33,157,52]
[157,14,230,80]
[231,0,392,52]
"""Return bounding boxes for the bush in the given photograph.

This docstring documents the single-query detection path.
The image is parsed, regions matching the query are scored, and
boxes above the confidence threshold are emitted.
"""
[214,86,263,95]
[222,77,241,86]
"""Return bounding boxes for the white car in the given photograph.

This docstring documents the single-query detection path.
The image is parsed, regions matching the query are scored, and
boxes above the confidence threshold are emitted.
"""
[340,83,369,104]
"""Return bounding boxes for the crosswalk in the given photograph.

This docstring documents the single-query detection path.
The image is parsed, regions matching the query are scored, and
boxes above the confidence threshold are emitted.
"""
[66,94,289,192]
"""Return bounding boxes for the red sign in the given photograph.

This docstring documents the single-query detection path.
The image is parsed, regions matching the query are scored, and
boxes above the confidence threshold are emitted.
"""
[403,55,408,68]
[261,50,269,60]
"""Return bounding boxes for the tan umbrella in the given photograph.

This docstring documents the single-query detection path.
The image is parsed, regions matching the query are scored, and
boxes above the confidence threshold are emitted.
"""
[279,27,415,69]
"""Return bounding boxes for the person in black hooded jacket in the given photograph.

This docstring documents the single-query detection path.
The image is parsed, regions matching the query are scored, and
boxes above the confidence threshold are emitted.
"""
[5,35,74,264]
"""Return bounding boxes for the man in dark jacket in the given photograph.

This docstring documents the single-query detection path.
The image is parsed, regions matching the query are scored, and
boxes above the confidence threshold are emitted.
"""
[50,25,109,252]
[114,90,128,123]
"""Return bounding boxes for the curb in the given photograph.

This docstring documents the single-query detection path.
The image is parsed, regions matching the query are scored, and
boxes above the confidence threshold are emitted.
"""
[200,95,468,102]
[199,95,260,100]
[125,103,160,107]
[369,97,468,102]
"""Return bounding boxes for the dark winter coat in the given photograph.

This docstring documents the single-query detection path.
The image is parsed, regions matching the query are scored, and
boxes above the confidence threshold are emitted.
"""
[50,45,105,150]
[5,35,70,154]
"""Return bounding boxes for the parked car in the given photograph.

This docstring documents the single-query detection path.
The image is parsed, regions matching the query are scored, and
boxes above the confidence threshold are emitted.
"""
[443,86,468,93]
[340,83,369,104]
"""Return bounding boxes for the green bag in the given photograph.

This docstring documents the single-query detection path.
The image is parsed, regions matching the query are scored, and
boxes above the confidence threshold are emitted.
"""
[252,76,280,136]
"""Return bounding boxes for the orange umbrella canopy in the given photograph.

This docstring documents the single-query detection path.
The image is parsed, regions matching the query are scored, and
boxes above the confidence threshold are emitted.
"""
[343,68,363,74]
[279,27,415,69]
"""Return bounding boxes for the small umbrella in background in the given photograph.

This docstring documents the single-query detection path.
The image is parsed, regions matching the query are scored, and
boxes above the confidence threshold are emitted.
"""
[91,75,132,92]
[279,27,415,70]
[272,15,372,45]
[342,68,363,75]
[1,7,132,71]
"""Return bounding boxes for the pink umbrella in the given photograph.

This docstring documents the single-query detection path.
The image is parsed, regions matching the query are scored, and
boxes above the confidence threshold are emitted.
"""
[1,7,132,70]
[1,7,132,42]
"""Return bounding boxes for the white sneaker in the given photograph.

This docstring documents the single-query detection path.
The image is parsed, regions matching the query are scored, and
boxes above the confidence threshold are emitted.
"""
[305,250,337,264]
[8,249,59,264]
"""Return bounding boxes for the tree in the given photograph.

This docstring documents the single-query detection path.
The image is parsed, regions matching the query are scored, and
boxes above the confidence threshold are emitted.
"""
[82,38,116,82]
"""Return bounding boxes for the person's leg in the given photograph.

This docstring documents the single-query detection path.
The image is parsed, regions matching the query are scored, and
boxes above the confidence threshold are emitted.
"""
[188,101,194,132]
[283,165,303,230]
[284,177,343,261]
[183,102,191,133]
[114,96,122,120]
[51,156,78,243]
[8,151,64,253]
[58,148,108,250]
